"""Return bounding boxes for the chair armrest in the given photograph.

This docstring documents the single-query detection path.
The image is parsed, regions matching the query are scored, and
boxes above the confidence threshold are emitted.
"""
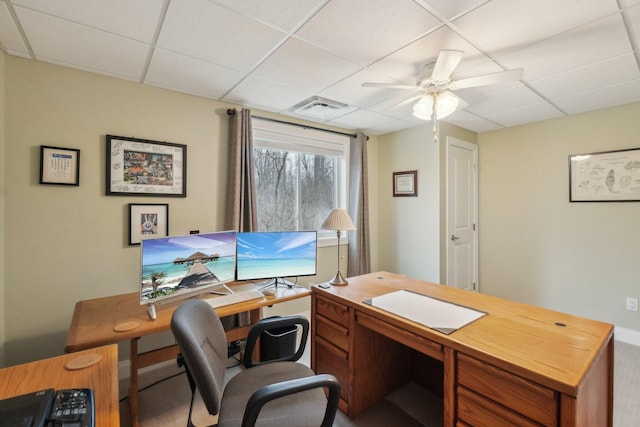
[242,374,341,427]
[243,315,309,368]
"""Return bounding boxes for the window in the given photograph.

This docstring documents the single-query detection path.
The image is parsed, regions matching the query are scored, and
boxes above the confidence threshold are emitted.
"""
[252,118,349,238]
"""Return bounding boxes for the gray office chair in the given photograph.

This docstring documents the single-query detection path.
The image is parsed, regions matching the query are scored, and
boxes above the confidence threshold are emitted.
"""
[170,299,340,427]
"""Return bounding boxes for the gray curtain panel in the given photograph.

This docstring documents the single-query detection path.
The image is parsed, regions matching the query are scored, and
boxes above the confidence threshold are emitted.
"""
[348,131,371,277]
[223,108,256,329]
[225,108,257,232]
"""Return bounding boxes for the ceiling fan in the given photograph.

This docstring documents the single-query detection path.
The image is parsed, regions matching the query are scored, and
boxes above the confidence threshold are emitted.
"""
[362,50,524,125]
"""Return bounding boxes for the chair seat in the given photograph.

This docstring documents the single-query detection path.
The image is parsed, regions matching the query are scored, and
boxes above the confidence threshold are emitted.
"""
[219,362,327,427]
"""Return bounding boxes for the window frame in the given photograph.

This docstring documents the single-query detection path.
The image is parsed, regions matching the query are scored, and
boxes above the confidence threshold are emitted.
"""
[252,118,350,247]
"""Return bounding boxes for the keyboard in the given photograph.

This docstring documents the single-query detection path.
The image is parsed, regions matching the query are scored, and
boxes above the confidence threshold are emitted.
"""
[205,289,265,308]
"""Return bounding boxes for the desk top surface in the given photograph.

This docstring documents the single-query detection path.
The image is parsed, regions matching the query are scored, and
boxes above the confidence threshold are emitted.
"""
[0,344,119,427]
[314,271,614,396]
[65,282,310,352]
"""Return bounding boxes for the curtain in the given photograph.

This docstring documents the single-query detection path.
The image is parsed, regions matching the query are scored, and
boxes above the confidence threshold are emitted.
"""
[223,108,256,330]
[347,132,371,277]
[225,108,257,232]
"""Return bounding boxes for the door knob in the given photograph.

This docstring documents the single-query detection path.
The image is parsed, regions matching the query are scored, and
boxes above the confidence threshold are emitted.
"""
[451,235,461,241]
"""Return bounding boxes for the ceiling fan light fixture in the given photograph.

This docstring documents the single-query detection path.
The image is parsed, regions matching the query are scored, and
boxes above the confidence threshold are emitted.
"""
[412,95,434,120]
[435,91,459,119]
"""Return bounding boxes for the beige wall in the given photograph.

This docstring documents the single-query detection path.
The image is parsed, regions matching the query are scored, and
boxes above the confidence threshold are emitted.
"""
[0,50,6,367]
[2,56,371,366]
[377,124,441,282]
[478,103,640,330]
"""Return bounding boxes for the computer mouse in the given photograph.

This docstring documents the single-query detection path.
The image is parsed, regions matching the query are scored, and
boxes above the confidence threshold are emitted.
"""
[261,288,275,296]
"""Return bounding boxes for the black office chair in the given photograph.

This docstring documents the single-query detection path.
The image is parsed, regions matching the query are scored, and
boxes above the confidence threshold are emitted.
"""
[170,299,340,427]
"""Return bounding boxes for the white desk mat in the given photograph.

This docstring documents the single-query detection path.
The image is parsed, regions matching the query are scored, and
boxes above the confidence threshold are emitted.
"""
[364,289,486,334]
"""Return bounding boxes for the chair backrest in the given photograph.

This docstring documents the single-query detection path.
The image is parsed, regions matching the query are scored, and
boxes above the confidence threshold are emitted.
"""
[170,299,228,416]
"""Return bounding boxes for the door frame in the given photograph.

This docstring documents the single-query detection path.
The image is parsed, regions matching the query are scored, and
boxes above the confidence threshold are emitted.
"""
[445,137,479,291]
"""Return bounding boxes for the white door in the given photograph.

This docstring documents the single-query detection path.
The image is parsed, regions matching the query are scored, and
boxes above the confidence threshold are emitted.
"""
[446,138,478,292]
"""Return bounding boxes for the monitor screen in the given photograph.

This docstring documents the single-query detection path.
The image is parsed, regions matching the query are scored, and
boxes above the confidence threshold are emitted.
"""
[140,231,237,305]
[236,231,317,282]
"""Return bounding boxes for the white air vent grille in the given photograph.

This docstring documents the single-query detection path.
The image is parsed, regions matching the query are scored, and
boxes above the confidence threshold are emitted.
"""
[289,96,356,121]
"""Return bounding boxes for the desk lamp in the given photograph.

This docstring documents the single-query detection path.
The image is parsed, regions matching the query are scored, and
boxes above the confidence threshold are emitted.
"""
[321,208,356,286]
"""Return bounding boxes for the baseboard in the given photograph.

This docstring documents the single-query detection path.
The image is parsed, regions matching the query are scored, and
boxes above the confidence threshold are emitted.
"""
[614,326,640,346]
[118,358,176,381]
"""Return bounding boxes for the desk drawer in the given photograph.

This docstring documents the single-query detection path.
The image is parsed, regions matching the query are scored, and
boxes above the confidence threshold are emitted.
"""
[457,353,557,426]
[315,296,350,328]
[316,315,349,351]
[315,335,349,402]
[457,386,541,427]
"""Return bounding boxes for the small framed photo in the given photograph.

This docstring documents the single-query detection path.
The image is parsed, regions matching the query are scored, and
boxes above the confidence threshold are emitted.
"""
[128,203,169,245]
[393,170,418,197]
[39,145,80,186]
[107,135,187,197]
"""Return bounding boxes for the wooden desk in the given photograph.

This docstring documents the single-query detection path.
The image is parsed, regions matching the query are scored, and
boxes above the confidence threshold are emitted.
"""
[0,344,119,427]
[65,282,310,427]
[311,272,614,427]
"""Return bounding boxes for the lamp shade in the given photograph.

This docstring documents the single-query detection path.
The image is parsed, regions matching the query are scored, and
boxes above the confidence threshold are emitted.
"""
[321,208,356,231]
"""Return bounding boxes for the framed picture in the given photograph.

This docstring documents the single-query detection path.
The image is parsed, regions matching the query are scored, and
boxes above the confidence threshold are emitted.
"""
[128,203,169,245]
[106,135,186,197]
[393,170,418,197]
[569,148,640,202]
[39,145,80,186]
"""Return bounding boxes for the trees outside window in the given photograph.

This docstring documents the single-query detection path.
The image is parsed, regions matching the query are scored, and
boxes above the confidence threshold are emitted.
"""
[252,119,348,234]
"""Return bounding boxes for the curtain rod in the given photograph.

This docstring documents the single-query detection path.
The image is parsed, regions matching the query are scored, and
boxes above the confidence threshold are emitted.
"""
[227,108,364,139]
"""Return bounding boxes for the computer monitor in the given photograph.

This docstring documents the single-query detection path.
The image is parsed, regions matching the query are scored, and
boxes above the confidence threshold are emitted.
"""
[236,231,317,288]
[140,231,237,317]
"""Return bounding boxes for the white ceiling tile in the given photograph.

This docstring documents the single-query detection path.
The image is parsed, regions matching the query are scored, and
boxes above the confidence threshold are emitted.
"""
[211,0,326,33]
[444,112,504,133]
[421,0,493,20]
[15,7,149,80]
[320,69,418,109]
[0,3,29,56]
[498,14,632,82]
[295,0,441,66]
[483,102,564,128]
[146,48,244,99]
[465,85,545,116]
[368,26,501,85]
[453,0,620,53]
[158,0,287,71]
[553,80,640,115]
[224,75,313,112]
[627,3,640,36]
[330,109,416,135]
[532,53,639,100]
[13,0,164,43]
[253,37,360,92]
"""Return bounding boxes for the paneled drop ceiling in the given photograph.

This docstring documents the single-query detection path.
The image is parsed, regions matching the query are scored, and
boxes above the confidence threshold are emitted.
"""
[1,0,639,135]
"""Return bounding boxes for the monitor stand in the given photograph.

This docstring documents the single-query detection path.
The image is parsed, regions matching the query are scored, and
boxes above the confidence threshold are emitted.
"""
[146,302,157,320]
[258,277,300,291]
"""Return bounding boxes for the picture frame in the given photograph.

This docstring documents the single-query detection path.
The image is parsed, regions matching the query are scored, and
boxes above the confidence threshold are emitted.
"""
[393,170,418,197]
[128,203,169,245]
[569,148,640,202]
[39,145,80,186]
[106,135,187,197]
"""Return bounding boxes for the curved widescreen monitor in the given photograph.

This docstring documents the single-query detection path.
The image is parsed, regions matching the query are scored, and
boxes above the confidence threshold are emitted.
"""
[140,231,237,305]
[236,231,317,284]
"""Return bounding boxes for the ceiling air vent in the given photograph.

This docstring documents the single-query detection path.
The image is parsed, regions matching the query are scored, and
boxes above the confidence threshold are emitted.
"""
[289,96,356,121]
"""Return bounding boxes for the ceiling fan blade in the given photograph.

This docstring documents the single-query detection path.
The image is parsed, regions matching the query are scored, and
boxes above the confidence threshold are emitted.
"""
[431,50,464,82]
[362,82,421,90]
[389,94,423,110]
[449,68,524,90]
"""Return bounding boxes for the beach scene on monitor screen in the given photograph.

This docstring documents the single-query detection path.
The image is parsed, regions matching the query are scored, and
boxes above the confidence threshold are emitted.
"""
[141,232,236,301]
